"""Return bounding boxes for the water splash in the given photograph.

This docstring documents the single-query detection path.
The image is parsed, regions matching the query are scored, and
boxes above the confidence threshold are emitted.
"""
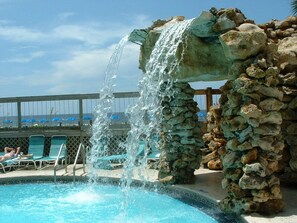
[88,36,128,181]
[120,19,193,212]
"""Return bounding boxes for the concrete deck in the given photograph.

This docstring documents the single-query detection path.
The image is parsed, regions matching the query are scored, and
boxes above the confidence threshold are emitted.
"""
[0,165,296,223]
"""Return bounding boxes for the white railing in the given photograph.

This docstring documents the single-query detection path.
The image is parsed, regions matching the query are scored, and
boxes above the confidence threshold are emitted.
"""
[73,143,87,183]
[0,89,221,130]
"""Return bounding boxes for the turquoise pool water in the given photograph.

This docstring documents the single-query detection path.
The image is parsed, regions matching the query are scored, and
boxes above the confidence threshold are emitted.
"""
[0,182,219,223]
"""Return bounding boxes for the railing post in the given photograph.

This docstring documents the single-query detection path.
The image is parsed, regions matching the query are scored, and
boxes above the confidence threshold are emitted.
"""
[206,87,213,113]
[78,98,84,148]
[17,101,22,130]
[79,98,83,128]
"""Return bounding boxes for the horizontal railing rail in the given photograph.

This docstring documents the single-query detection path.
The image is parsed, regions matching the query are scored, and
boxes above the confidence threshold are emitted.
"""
[0,88,221,130]
[0,92,140,103]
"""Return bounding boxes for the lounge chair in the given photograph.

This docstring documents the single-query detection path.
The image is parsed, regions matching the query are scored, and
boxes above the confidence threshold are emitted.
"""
[147,142,160,161]
[38,135,67,168]
[0,158,19,173]
[19,135,45,169]
[147,135,160,161]
[93,141,146,170]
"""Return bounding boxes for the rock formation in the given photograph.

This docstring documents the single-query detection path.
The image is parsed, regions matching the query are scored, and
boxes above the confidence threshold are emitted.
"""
[129,7,297,215]
[219,64,285,214]
[259,17,297,183]
[158,82,203,184]
[202,105,225,170]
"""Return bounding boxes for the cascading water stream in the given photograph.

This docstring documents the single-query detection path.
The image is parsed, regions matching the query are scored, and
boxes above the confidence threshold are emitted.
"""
[88,36,128,181]
[88,18,193,221]
[120,19,193,214]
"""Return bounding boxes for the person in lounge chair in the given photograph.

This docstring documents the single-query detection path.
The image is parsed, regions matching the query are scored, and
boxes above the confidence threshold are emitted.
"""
[0,147,20,162]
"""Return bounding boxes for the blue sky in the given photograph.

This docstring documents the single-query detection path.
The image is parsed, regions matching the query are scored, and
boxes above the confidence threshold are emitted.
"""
[0,0,293,97]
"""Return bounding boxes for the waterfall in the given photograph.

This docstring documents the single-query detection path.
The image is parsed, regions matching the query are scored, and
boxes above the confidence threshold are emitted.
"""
[88,18,192,220]
[88,36,128,181]
[120,19,192,211]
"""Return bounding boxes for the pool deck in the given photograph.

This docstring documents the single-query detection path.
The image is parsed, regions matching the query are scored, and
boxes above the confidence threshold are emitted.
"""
[0,165,296,223]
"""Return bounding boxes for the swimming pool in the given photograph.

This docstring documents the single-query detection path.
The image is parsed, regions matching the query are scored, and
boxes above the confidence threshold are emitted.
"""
[0,182,236,223]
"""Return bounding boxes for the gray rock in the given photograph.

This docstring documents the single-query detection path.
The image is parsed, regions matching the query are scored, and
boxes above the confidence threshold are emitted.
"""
[188,11,217,37]
[239,173,268,189]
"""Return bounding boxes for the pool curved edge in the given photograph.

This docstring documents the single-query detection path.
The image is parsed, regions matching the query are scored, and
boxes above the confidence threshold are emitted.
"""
[0,175,246,223]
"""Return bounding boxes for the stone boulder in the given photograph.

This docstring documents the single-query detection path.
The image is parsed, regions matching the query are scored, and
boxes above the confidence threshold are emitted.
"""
[277,36,297,71]
[134,9,267,83]
[219,28,267,60]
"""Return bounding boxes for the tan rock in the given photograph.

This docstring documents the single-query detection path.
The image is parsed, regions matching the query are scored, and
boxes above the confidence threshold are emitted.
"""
[259,98,285,111]
[270,185,282,199]
[282,86,297,96]
[277,36,297,67]
[243,162,267,177]
[252,189,271,202]
[233,75,260,94]
[219,29,267,60]
[207,158,223,170]
[267,175,280,187]
[259,111,282,125]
[254,124,281,136]
[237,141,253,151]
[279,72,297,86]
[208,140,223,151]
[241,148,258,164]
[239,104,262,119]
[251,136,275,152]
[202,151,217,164]
[228,116,247,131]
[226,138,239,150]
[252,136,284,153]
[246,64,266,78]
[258,85,283,100]
[159,175,174,184]
[238,23,263,32]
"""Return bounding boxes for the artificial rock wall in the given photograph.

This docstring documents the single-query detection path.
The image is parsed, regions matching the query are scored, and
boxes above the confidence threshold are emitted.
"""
[219,66,285,214]
[158,82,203,184]
[202,105,225,170]
[210,15,297,214]
[129,7,297,214]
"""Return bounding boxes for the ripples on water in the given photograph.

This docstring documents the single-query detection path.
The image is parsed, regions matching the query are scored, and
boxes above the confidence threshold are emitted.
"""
[0,183,218,223]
